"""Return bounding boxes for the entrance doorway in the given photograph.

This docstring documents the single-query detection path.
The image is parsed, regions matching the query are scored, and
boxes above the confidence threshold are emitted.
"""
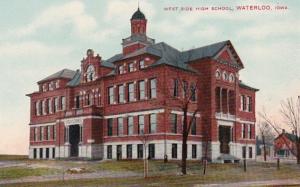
[219,126,231,154]
[69,125,80,157]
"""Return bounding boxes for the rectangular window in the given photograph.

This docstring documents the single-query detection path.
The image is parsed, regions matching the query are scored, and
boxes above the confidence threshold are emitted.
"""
[34,127,38,141]
[247,96,252,112]
[33,127,37,141]
[46,148,49,159]
[148,144,155,159]
[138,115,144,134]
[192,144,197,158]
[248,124,251,139]
[46,126,50,141]
[173,79,179,97]
[183,81,188,98]
[108,87,114,104]
[127,144,132,159]
[48,99,52,114]
[128,83,134,102]
[172,144,177,158]
[170,114,177,133]
[149,114,157,134]
[53,126,56,140]
[75,95,80,108]
[52,148,55,158]
[39,148,43,158]
[117,118,123,136]
[40,127,43,141]
[54,97,58,112]
[242,146,246,159]
[61,96,66,110]
[118,85,124,103]
[139,60,145,69]
[42,100,46,115]
[191,118,196,135]
[249,147,253,158]
[138,80,145,100]
[242,124,246,139]
[107,119,113,136]
[150,79,157,99]
[242,95,247,111]
[128,116,134,135]
[137,144,143,159]
[117,145,122,160]
[128,63,134,72]
[107,145,112,159]
[33,148,37,159]
[190,84,196,101]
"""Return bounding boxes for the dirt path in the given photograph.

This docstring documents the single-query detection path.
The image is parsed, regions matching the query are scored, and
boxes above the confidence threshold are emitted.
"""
[0,170,141,185]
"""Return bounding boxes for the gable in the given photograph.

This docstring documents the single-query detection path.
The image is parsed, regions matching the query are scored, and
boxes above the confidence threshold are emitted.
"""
[214,42,244,69]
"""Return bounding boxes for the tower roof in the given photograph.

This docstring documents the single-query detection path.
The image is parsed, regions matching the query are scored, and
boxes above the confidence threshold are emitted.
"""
[131,8,146,20]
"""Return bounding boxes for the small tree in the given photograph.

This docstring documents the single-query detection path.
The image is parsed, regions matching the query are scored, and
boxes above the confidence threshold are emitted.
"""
[138,130,149,178]
[260,97,300,164]
[257,121,274,161]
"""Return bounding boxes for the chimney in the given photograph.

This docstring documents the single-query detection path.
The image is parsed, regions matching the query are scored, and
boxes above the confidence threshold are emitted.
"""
[282,129,285,134]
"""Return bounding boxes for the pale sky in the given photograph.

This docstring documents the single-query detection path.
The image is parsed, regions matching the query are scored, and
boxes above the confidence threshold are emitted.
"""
[0,0,299,155]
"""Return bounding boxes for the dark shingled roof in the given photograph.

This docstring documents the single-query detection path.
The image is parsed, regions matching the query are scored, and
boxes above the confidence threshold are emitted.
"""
[59,40,245,86]
[181,41,228,63]
[67,70,81,87]
[38,69,76,83]
[105,40,234,73]
[131,8,146,20]
[239,81,259,91]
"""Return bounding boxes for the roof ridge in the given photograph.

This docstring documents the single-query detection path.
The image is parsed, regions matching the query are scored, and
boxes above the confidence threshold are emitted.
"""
[182,40,229,53]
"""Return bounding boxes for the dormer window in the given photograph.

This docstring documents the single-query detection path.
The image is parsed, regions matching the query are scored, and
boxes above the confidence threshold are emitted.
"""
[118,65,124,74]
[86,65,95,82]
[139,60,145,69]
[128,62,134,72]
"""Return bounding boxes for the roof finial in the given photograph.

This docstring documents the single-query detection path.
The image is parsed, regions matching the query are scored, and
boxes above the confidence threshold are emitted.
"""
[138,0,140,10]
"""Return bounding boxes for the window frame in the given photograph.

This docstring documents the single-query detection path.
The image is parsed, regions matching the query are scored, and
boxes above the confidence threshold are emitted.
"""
[150,78,157,99]
[118,85,124,103]
[149,114,157,134]
[138,115,145,134]
[117,117,123,136]
[172,144,177,159]
[107,119,113,136]
[127,116,134,135]
[128,83,134,102]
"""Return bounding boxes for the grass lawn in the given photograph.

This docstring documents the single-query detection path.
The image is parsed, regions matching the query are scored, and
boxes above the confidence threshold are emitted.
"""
[0,167,59,180]
[0,155,28,161]
[2,160,300,187]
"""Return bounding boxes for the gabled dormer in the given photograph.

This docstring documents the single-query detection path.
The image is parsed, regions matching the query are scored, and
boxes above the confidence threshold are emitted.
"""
[80,49,102,83]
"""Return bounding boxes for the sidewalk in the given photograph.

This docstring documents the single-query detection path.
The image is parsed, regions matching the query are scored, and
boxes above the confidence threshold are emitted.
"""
[199,179,300,187]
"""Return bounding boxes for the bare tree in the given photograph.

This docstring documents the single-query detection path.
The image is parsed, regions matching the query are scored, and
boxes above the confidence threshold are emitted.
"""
[260,97,300,164]
[138,131,150,178]
[257,121,274,161]
[163,76,200,175]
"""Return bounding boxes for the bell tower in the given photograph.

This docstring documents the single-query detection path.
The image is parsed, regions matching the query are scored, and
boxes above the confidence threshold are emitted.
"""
[131,8,147,35]
[122,8,155,55]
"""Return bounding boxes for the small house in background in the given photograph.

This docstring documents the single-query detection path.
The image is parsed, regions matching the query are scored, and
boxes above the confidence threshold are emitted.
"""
[274,129,297,159]
[256,136,274,159]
